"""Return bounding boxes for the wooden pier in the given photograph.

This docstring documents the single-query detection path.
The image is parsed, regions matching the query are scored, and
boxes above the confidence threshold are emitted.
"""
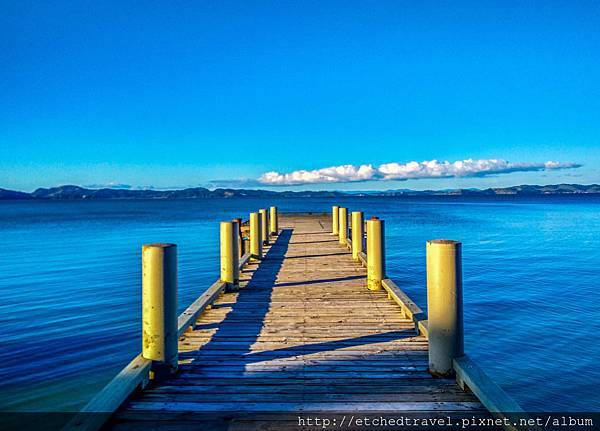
[66,211,525,431]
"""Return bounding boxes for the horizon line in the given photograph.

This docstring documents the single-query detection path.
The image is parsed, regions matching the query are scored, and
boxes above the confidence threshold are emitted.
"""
[2,181,599,194]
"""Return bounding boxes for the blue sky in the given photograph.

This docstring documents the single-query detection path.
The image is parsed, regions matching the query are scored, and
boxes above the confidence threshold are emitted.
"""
[1,1,599,191]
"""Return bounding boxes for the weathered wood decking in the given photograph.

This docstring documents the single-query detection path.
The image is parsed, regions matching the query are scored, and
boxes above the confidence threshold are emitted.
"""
[105,214,491,430]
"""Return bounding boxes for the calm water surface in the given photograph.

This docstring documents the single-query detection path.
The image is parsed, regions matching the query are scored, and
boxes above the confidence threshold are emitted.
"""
[0,197,598,412]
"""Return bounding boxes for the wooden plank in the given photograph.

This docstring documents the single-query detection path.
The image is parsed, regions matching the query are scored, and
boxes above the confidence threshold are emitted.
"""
[168,379,443,388]
[381,278,427,334]
[418,319,429,338]
[180,334,421,342]
[176,362,430,369]
[358,251,367,266]
[453,355,528,431]
[147,383,460,394]
[239,252,251,269]
[125,401,484,412]
[140,392,477,403]
[382,279,424,318]
[174,368,432,377]
[177,280,226,337]
[110,411,492,426]
[182,332,418,340]
[63,354,151,431]
[179,351,429,359]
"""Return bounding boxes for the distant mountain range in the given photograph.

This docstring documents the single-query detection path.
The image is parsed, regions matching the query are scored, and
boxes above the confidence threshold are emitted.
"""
[372,183,600,196]
[0,185,346,200]
[0,183,598,200]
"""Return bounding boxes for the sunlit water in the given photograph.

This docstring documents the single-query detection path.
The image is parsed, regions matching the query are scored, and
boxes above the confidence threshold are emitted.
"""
[0,197,598,412]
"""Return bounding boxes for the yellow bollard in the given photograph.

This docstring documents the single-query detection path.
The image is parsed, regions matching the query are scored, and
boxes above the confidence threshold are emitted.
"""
[351,211,364,260]
[366,217,385,290]
[259,208,269,245]
[250,212,262,260]
[269,206,278,236]
[142,243,178,379]
[332,206,339,235]
[338,207,348,245]
[220,221,240,291]
[426,240,464,377]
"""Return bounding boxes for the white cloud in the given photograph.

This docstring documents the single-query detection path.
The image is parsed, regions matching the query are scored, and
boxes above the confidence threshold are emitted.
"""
[260,164,377,185]
[258,159,581,186]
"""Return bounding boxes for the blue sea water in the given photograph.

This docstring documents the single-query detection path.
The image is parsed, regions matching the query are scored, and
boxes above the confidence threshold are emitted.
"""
[0,196,598,412]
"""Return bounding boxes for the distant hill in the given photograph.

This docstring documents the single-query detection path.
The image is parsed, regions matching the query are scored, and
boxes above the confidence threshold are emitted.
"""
[9,185,347,200]
[0,188,31,199]
[377,183,600,196]
[0,183,598,200]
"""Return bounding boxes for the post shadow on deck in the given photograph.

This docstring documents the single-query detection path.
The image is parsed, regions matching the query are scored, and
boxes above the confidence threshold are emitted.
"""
[193,228,293,363]
[185,225,417,365]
